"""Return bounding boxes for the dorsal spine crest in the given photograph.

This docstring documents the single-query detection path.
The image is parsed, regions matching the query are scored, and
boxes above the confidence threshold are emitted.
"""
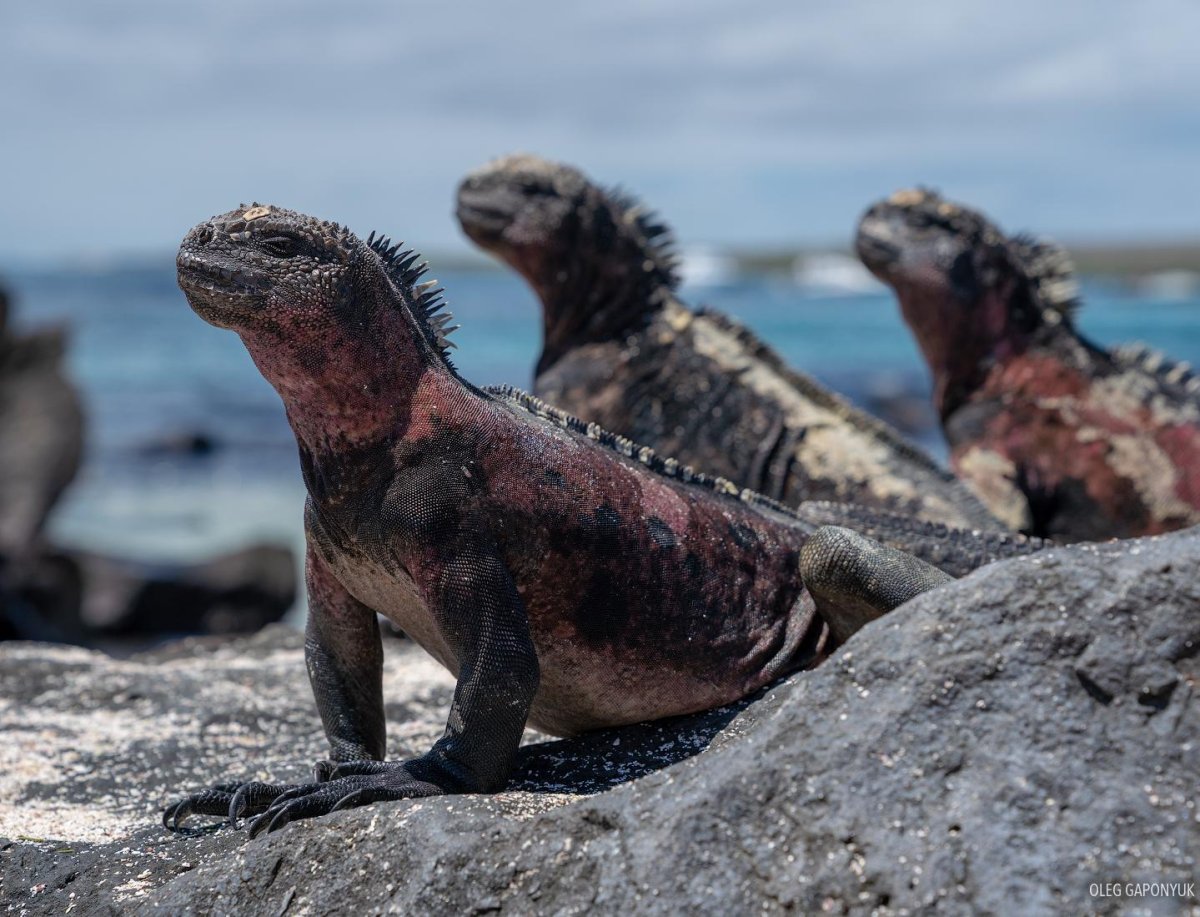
[484,384,804,520]
[1112,342,1200,397]
[366,231,459,366]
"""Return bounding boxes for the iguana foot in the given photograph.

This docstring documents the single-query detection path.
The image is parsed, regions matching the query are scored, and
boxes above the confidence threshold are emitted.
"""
[162,780,303,834]
[238,763,446,837]
[164,762,448,836]
[800,525,953,645]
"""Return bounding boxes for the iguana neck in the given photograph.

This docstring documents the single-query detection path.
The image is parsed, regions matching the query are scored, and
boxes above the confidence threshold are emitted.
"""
[531,249,672,375]
[897,281,1034,420]
[238,305,439,457]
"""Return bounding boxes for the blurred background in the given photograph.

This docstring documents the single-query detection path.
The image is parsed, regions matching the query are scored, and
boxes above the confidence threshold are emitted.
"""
[2,0,1198,637]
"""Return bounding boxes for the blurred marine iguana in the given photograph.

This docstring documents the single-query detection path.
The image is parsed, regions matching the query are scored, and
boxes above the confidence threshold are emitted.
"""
[0,282,85,638]
[164,203,1043,837]
[856,188,1200,541]
[456,154,1003,532]
[0,285,84,570]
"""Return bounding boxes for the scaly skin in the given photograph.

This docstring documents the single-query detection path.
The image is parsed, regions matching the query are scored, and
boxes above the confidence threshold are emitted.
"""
[162,203,994,837]
[456,154,1003,532]
[793,500,1046,577]
[856,189,1200,541]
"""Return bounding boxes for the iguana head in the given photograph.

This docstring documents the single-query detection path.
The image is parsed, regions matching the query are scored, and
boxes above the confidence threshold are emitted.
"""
[178,204,456,447]
[456,154,677,371]
[856,189,1080,409]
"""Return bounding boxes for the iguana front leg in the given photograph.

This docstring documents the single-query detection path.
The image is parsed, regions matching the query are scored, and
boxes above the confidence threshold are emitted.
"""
[162,545,385,832]
[303,546,387,763]
[164,543,539,837]
[800,526,953,645]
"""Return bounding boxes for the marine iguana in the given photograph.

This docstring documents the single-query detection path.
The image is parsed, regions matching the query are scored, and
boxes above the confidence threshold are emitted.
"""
[164,203,1039,837]
[856,188,1200,541]
[455,154,1003,532]
[0,283,84,568]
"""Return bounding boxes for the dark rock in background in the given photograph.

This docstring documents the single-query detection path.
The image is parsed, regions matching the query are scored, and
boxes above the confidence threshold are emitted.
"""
[77,543,296,639]
[3,530,1197,915]
[1,542,296,647]
[0,280,296,646]
[133,430,221,460]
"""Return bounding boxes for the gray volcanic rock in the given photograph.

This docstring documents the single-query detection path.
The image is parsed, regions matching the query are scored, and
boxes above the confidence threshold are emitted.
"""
[0,628,747,913]
[0,628,451,912]
[4,531,1198,915]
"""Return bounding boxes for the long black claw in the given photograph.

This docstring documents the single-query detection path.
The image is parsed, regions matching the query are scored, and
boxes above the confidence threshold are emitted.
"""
[261,785,308,817]
[163,786,239,834]
[162,800,190,831]
[228,788,249,830]
[265,807,295,836]
[227,781,295,829]
[249,805,294,839]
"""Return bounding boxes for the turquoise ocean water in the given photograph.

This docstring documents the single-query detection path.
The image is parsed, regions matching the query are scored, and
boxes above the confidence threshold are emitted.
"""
[5,260,1199,571]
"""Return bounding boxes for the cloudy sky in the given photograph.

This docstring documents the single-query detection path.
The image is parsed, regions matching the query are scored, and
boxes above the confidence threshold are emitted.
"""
[3,0,1199,261]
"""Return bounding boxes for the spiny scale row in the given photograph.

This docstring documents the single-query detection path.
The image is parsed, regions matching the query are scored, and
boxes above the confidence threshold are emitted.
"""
[1010,233,1082,321]
[1113,342,1200,396]
[366,230,459,359]
[485,384,803,521]
[605,184,680,288]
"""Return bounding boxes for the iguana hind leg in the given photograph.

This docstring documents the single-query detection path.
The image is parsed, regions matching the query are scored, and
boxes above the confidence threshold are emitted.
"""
[800,526,952,645]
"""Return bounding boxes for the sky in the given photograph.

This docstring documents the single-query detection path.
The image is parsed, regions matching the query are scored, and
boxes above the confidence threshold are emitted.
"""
[3,0,1200,262]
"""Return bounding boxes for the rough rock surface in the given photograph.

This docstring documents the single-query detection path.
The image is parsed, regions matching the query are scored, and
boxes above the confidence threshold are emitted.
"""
[0,628,748,913]
[3,531,1198,915]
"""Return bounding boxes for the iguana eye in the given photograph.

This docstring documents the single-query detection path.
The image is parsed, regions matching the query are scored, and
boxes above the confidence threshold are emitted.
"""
[519,180,556,198]
[910,211,939,230]
[262,236,299,258]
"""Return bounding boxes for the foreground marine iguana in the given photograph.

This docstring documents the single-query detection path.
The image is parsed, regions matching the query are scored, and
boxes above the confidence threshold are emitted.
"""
[856,189,1200,541]
[165,203,1044,837]
[455,154,1003,532]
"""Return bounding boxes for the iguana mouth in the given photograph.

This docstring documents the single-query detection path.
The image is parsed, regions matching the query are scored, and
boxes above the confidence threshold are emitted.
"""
[455,188,520,238]
[176,251,268,299]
